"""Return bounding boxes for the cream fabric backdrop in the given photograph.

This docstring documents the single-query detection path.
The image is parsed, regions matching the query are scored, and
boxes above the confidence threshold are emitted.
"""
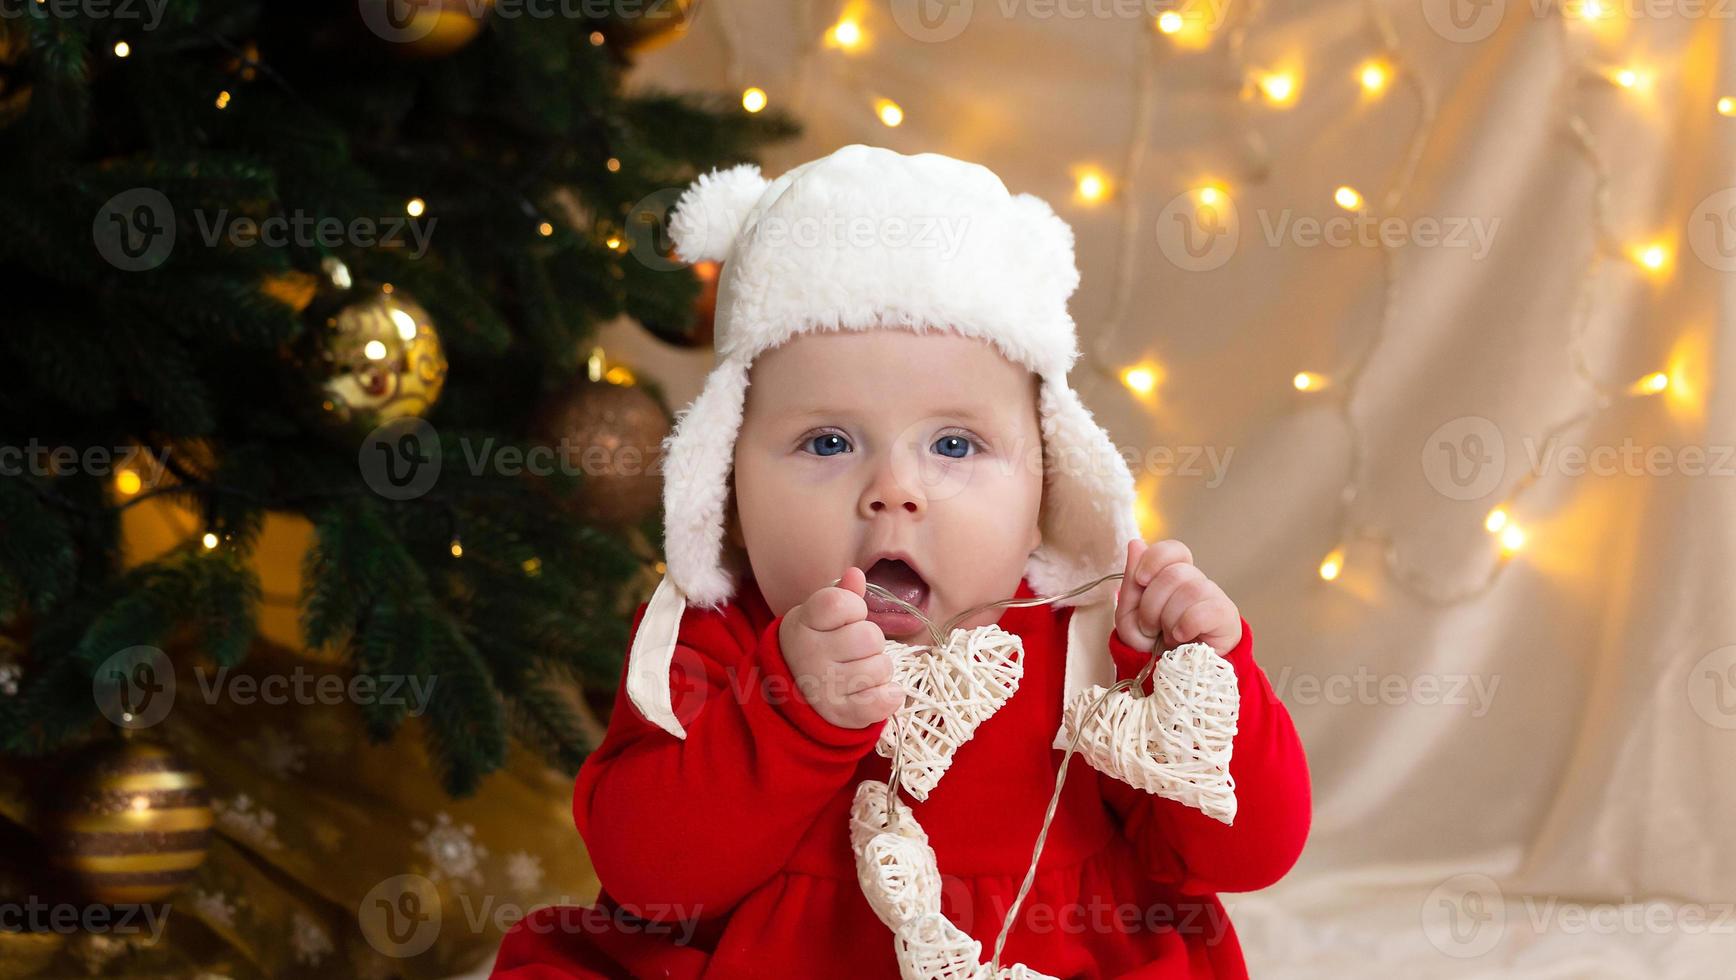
[604,1,1736,975]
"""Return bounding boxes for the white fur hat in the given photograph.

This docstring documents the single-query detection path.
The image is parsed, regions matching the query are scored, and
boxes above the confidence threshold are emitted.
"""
[627,144,1140,740]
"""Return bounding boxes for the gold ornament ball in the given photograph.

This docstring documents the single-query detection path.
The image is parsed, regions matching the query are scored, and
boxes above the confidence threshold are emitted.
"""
[44,739,213,906]
[359,0,495,58]
[315,286,448,430]
[602,0,703,56]
[534,380,670,525]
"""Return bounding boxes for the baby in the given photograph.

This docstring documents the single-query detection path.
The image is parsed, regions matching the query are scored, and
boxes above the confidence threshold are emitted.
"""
[491,145,1310,980]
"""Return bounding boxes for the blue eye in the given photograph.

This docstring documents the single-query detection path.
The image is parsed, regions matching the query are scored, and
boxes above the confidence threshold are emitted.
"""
[932,434,975,459]
[805,432,851,457]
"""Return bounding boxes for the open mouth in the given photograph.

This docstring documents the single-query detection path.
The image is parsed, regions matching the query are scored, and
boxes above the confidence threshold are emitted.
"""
[863,557,931,633]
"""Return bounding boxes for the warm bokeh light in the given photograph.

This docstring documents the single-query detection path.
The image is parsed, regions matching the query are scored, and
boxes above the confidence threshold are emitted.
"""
[1484,507,1508,533]
[828,18,863,50]
[1359,61,1389,94]
[115,470,142,496]
[1318,548,1344,582]
[875,98,903,127]
[1499,523,1526,556]
[1159,5,1214,49]
[1256,71,1298,107]
[449,539,464,558]
[1334,185,1364,211]
[1631,241,1670,275]
[1076,169,1110,203]
[201,532,219,550]
[1608,66,1653,93]
[1630,371,1671,395]
[114,41,131,58]
[742,87,767,113]
[214,90,231,110]
[406,197,426,217]
[1194,182,1228,207]
[1121,366,1157,396]
[1719,96,1736,116]
[1292,371,1328,392]
[538,221,554,237]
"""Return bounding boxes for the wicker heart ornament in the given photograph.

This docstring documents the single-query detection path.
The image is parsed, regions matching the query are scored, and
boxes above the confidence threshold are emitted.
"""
[874,624,1026,801]
[850,781,1060,980]
[1057,641,1240,824]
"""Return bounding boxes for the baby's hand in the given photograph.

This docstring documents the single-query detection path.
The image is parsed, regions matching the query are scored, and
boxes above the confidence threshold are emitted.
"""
[1114,539,1243,657]
[777,567,903,730]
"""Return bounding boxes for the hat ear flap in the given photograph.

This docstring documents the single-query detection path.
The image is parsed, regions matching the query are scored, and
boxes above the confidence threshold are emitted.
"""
[669,163,770,264]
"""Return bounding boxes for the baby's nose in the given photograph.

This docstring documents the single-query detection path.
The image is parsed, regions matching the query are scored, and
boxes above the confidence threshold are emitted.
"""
[860,457,925,518]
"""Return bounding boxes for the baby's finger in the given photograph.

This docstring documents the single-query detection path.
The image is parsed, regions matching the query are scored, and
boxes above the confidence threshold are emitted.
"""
[1171,596,1236,650]
[1132,539,1194,587]
[832,620,888,663]
[1133,561,1198,639]
[803,577,869,632]
[840,649,894,695]
[844,682,905,727]
[1116,539,1147,614]
[1156,577,1214,644]
[836,565,867,597]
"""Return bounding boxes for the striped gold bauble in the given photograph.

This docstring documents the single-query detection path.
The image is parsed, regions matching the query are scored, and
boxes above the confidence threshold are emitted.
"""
[44,738,212,905]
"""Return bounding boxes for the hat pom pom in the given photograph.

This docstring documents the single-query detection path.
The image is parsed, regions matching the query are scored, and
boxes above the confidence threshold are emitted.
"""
[669,162,769,264]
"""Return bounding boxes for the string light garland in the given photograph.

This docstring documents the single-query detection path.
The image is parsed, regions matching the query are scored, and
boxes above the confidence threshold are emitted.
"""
[702,0,1687,601]
[1297,0,1682,603]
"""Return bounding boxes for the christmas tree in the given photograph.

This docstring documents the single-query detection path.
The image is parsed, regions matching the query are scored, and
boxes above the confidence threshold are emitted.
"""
[0,1,795,973]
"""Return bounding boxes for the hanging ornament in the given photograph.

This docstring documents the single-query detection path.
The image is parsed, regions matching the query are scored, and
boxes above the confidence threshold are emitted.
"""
[875,626,1026,801]
[531,353,670,525]
[355,0,495,59]
[641,259,719,349]
[593,0,704,58]
[0,22,30,128]
[42,738,213,905]
[292,259,448,432]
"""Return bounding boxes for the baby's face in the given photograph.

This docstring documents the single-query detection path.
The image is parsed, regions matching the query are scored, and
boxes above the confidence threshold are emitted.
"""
[732,328,1044,643]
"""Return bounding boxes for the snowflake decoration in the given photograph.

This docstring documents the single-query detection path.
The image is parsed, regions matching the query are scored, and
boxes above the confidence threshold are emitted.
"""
[412,812,488,887]
[505,851,544,894]
[242,725,307,779]
[213,794,284,851]
[189,890,239,930]
[290,911,333,966]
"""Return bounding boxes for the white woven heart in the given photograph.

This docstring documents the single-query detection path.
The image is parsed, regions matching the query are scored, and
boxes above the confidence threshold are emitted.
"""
[850,781,940,930]
[875,624,1025,801]
[851,781,1059,980]
[1057,641,1240,824]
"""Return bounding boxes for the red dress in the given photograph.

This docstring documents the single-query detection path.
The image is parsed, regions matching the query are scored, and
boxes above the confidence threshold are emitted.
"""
[490,572,1311,979]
